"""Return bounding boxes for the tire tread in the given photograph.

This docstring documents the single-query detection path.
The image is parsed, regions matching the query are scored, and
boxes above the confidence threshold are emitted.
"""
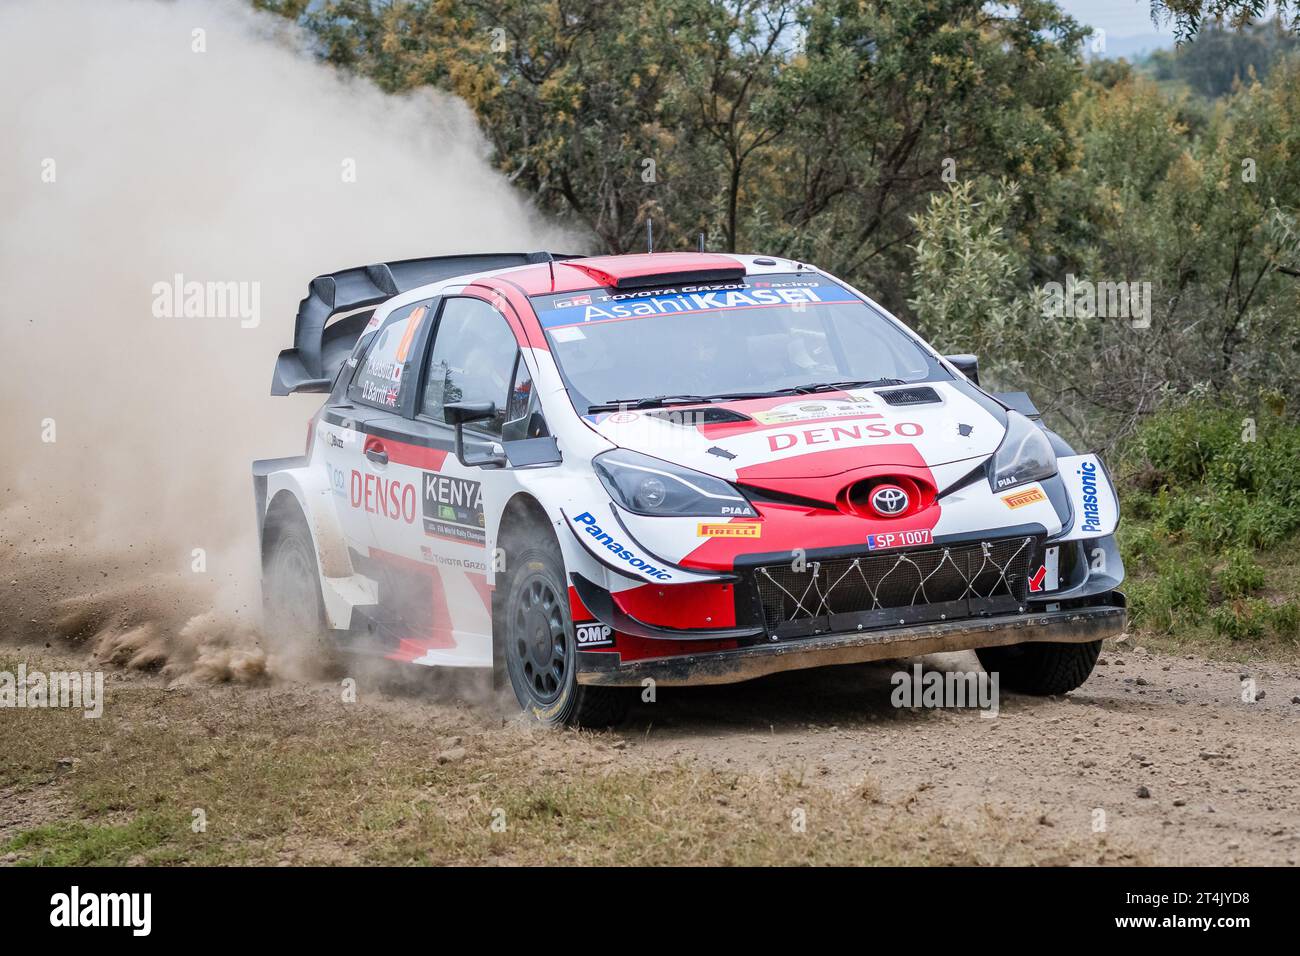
[976,639,1102,695]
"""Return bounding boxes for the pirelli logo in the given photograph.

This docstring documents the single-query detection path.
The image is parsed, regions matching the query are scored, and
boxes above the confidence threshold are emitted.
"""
[697,522,762,538]
[1002,487,1047,509]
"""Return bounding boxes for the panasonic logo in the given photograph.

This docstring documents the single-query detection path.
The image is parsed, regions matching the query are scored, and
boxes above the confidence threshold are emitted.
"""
[1078,460,1102,533]
[572,512,673,580]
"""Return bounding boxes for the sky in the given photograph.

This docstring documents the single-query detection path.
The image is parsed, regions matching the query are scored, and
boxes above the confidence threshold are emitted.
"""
[1057,0,1178,55]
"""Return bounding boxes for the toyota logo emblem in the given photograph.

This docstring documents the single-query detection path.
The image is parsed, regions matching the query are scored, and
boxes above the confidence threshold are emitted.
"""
[870,484,910,517]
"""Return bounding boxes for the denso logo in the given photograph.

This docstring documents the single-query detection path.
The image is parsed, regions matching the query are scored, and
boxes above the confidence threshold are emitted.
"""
[572,511,672,580]
[768,421,923,452]
[1078,460,1102,533]
[351,470,417,523]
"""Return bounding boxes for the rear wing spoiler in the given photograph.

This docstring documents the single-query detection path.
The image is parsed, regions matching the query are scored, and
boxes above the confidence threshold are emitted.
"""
[271,251,579,395]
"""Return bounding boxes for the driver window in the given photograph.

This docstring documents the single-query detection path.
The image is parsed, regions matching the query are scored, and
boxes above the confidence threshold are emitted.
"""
[421,297,519,435]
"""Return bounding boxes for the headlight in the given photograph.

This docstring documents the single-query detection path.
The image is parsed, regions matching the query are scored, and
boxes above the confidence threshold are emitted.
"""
[593,449,756,517]
[989,411,1057,491]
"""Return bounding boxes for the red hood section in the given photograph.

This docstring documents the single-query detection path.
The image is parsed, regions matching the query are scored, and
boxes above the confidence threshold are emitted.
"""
[734,442,931,498]
[683,444,943,571]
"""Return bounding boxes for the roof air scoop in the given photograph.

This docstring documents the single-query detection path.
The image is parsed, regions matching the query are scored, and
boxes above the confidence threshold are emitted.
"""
[566,253,746,290]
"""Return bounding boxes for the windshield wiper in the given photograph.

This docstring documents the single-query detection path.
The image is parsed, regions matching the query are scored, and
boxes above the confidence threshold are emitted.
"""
[587,380,907,413]
[730,378,907,398]
[588,394,716,413]
[793,378,906,393]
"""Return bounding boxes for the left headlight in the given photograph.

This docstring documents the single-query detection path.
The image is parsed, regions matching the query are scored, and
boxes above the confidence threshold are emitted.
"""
[593,449,756,518]
[989,411,1057,491]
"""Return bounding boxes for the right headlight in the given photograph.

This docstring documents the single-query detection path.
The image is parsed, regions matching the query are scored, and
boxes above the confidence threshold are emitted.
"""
[593,449,756,518]
[989,411,1057,491]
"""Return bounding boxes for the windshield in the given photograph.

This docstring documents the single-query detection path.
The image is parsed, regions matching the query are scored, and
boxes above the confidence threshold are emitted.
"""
[530,274,945,413]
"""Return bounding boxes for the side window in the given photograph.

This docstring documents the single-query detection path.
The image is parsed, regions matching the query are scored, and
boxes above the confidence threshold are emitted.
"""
[502,357,548,442]
[348,301,430,410]
[421,297,520,435]
[506,357,533,423]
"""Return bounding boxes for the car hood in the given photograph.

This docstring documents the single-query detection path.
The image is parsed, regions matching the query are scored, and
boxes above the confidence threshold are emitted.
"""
[582,381,1008,498]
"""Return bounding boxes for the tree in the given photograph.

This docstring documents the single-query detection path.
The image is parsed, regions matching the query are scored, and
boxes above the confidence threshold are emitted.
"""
[274,0,1087,299]
[1148,1,1299,43]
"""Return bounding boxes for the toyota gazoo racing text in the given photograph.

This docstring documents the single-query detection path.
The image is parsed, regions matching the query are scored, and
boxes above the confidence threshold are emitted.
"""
[254,252,1126,726]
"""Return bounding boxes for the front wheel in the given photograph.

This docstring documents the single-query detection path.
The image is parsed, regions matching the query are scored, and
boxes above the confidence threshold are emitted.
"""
[975,639,1102,695]
[501,542,628,728]
[262,510,336,676]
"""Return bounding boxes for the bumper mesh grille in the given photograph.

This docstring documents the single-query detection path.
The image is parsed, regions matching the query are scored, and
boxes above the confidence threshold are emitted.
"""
[753,537,1035,632]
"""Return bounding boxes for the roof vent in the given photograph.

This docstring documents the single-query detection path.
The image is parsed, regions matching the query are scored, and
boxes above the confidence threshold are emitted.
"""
[876,386,941,406]
[566,253,745,290]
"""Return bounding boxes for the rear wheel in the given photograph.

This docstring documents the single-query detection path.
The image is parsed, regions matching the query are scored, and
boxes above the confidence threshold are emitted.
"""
[501,538,628,728]
[975,639,1102,695]
[262,508,336,674]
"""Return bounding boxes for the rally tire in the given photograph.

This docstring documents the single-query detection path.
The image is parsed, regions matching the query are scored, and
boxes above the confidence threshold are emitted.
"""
[501,539,629,728]
[262,509,336,673]
[975,639,1102,695]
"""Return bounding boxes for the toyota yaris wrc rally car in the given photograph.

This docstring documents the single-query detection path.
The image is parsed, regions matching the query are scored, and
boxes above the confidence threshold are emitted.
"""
[254,251,1125,726]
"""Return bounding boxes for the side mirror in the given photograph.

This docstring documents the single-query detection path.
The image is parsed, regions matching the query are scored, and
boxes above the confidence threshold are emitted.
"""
[945,353,979,386]
[444,401,506,468]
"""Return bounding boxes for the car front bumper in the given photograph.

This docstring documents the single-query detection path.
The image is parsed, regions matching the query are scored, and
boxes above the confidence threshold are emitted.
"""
[575,601,1126,687]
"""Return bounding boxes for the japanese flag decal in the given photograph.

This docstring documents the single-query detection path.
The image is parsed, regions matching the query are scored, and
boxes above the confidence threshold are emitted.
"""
[1056,454,1119,541]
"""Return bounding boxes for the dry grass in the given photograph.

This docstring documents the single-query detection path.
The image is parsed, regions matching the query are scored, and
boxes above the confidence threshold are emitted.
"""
[0,651,1120,866]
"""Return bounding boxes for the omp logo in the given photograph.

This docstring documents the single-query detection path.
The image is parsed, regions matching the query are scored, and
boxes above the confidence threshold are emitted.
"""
[571,512,673,580]
[1002,488,1046,509]
[767,421,922,452]
[575,623,614,647]
[697,522,762,538]
[50,886,151,936]
[1078,460,1102,532]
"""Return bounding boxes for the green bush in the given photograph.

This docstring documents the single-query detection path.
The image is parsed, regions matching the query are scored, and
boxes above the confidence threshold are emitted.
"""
[1218,548,1266,598]
[1266,601,1300,638]
[1123,402,1300,549]
[1117,401,1300,644]
[1210,601,1265,641]
[1116,523,1163,564]
[1127,561,1211,633]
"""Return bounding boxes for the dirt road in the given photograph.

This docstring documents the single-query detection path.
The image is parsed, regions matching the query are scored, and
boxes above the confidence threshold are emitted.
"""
[622,649,1300,865]
[3,619,1297,864]
[1,545,1296,865]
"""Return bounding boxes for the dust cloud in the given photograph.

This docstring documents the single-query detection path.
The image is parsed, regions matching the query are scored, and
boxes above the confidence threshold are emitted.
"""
[0,0,573,680]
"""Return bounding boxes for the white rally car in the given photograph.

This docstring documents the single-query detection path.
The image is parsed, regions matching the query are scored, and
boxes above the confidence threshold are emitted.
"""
[255,252,1125,726]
